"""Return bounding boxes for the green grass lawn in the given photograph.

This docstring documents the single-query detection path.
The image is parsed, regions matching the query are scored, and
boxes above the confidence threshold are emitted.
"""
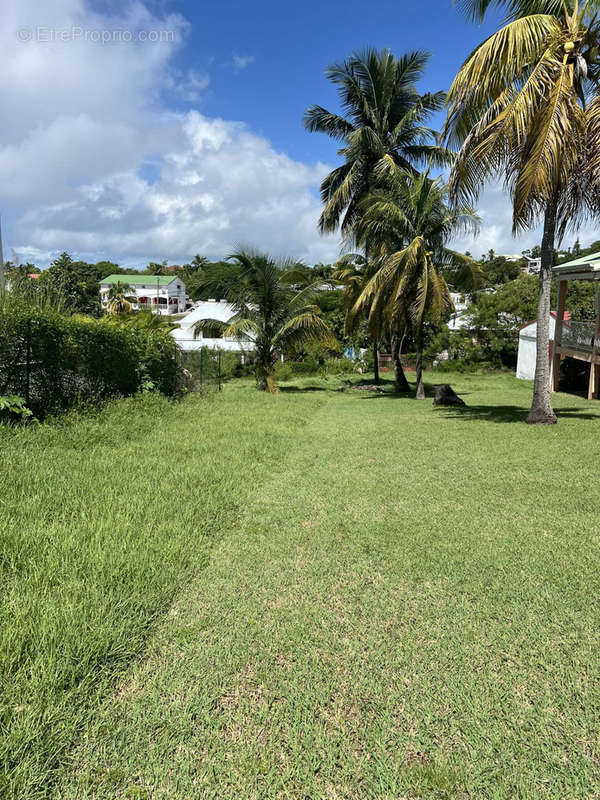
[3,373,600,799]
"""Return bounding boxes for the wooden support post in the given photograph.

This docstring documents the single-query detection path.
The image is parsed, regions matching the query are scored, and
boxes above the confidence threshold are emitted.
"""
[588,304,600,400]
[589,362,599,400]
[552,279,568,392]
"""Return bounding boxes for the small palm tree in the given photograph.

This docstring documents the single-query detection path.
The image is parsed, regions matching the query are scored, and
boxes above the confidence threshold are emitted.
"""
[193,250,337,392]
[351,169,481,398]
[105,282,136,315]
[446,0,600,423]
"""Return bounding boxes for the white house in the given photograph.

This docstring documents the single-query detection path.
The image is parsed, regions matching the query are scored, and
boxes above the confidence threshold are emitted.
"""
[516,311,571,380]
[100,274,187,315]
[521,256,542,275]
[171,300,255,352]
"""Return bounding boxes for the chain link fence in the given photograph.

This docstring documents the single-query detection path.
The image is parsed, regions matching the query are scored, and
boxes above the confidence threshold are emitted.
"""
[179,349,223,392]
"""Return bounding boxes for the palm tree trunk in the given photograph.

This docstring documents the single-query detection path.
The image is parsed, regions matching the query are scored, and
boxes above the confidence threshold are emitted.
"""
[415,326,425,400]
[526,200,558,425]
[364,239,380,387]
[391,325,409,392]
[256,344,277,393]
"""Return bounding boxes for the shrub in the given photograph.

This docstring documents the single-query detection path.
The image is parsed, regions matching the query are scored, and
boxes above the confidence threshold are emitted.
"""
[0,395,33,425]
[425,328,517,372]
[0,307,179,417]
[275,362,294,381]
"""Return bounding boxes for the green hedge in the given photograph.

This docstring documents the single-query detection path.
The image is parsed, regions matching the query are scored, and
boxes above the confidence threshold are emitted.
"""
[0,307,179,417]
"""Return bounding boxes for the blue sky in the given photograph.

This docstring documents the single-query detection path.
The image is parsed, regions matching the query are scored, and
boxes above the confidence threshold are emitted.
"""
[167,0,503,164]
[0,0,586,268]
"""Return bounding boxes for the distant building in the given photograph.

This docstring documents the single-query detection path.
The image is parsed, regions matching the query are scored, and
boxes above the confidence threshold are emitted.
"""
[521,256,542,275]
[448,292,471,331]
[99,274,187,315]
[171,300,255,352]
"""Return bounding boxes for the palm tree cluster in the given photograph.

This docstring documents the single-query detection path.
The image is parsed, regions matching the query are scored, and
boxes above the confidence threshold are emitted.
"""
[306,48,480,397]
[350,169,481,398]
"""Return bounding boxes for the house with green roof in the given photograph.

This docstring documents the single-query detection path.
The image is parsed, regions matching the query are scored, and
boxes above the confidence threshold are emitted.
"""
[99,274,187,316]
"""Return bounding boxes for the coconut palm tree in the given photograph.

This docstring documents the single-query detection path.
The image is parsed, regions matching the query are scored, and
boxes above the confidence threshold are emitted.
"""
[350,169,481,399]
[446,0,600,423]
[193,250,337,392]
[105,282,137,315]
[304,48,453,383]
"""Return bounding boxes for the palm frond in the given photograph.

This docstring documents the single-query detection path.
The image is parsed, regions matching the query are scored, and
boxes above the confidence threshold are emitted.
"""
[446,14,562,146]
[275,310,338,350]
[303,106,356,141]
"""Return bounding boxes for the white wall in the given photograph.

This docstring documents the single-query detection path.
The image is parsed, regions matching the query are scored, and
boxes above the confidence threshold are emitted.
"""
[516,315,557,381]
[516,335,537,380]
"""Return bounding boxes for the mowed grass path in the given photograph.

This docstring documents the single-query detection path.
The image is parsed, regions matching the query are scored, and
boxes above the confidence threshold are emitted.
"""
[44,373,600,800]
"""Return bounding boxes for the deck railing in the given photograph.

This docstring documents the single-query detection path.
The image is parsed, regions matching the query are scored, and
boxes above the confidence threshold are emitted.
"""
[561,321,596,352]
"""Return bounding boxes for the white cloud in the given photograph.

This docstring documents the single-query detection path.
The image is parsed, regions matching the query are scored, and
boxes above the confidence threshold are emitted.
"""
[450,181,592,258]
[1,0,338,267]
[232,54,255,73]
[15,111,337,266]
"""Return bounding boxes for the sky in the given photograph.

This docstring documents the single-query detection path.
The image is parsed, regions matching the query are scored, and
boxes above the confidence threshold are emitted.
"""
[1,0,596,269]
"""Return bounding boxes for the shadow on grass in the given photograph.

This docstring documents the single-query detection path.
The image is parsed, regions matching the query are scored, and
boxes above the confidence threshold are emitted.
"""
[279,385,329,394]
[437,405,600,423]
[361,390,600,423]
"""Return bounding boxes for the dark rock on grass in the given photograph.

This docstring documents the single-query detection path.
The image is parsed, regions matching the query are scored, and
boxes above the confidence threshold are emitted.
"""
[433,384,466,407]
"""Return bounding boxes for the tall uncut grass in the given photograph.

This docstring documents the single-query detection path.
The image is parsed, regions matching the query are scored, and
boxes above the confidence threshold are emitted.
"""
[0,388,321,798]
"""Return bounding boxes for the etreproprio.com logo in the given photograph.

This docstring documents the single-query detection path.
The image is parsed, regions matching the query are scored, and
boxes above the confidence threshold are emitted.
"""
[16,26,177,44]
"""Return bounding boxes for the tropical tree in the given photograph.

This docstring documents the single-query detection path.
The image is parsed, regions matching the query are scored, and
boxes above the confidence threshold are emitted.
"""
[350,169,481,398]
[193,250,337,392]
[446,0,600,423]
[41,252,101,315]
[304,48,452,382]
[105,282,137,315]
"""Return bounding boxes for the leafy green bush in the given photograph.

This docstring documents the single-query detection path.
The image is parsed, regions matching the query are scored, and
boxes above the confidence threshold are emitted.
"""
[0,395,33,425]
[426,327,517,372]
[319,357,358,375]
[0,306,179,417]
